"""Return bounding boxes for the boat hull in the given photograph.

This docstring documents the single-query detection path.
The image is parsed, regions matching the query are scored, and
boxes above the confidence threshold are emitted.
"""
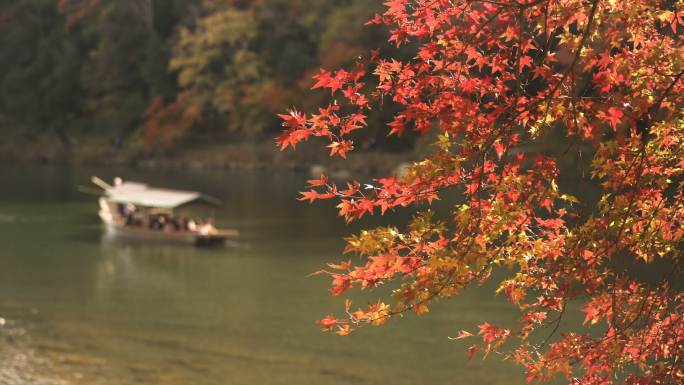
[96,192,237,247]
[102,222,236,246]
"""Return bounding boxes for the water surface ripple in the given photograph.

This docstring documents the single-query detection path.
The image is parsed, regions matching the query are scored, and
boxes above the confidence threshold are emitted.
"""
[0,166,523,385]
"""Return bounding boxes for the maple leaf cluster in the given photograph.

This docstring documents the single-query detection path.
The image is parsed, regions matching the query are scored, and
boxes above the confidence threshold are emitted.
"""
[278,0,684,383]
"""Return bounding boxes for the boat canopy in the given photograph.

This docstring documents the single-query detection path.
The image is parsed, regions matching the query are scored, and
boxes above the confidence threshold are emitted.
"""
[105,181,221,209]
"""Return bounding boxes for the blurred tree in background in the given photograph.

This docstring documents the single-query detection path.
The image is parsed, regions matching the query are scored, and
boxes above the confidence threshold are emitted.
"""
[0,0,83,146]
[0,0,394,153]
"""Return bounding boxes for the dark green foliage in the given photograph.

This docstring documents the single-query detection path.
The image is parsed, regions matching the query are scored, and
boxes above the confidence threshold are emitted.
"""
[0,0,393,149]
[0,0,82,142]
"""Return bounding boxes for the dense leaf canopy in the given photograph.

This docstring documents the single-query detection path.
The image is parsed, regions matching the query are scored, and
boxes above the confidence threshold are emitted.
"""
[278,0,684,383]
[0,0,385,149]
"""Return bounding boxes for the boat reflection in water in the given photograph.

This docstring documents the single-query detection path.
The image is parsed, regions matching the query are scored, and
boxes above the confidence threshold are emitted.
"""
[90,176,238,246]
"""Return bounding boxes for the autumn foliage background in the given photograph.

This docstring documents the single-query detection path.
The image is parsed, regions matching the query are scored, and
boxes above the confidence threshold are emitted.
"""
[1,0,682,383]
[0,0,408,161]
[277,0,684,384]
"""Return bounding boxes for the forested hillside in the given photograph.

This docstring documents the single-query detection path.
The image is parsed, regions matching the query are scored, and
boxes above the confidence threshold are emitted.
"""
[0,0,399,162]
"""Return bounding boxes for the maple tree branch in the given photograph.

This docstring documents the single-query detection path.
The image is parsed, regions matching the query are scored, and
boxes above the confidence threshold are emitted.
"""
[293,0,684,378]
[636,69,684,142]
[348,130,520,327]
[540,0,600,127]
[538,301,566,348]
[477,0,547,9]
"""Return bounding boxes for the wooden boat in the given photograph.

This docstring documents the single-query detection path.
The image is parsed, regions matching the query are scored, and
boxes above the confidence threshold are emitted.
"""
[90,177,238,246]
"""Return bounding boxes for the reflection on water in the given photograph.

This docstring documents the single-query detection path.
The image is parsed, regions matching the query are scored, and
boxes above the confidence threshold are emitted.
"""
[0,165,528,385]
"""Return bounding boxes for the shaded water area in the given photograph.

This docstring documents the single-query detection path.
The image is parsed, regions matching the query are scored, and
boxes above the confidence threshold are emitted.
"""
[0,165,530,385]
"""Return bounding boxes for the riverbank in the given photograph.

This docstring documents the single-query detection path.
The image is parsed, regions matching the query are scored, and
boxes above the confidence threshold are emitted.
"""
[0,135,419,177]
[0,127,588,178]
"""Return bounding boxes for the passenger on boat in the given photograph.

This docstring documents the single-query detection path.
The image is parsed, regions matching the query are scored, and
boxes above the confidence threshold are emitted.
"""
[199,219,216,235]
[187,219,197,231]
[150,215,166,230]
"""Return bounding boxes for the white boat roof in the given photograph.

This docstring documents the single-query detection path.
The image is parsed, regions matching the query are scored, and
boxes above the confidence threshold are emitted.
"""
[105,181,219,209]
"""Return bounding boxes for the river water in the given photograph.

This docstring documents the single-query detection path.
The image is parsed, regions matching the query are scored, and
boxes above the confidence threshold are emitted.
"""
[0,165,526,385]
